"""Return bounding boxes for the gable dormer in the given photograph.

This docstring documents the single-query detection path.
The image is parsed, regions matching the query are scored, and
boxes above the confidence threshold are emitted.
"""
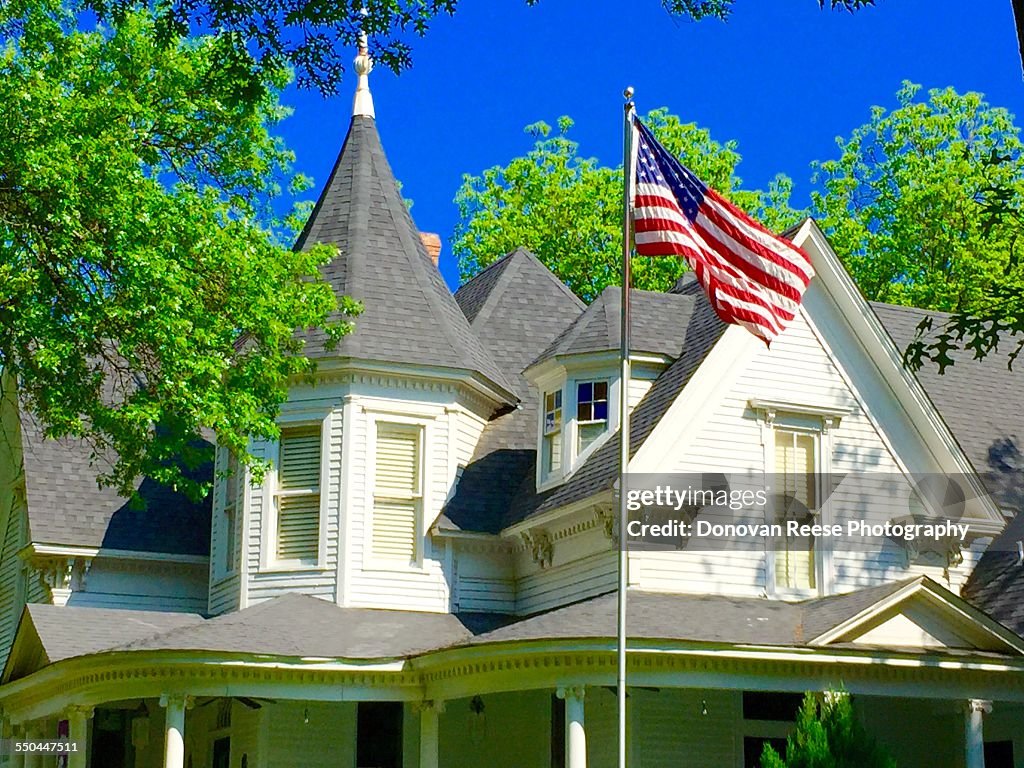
[523,286,698,487]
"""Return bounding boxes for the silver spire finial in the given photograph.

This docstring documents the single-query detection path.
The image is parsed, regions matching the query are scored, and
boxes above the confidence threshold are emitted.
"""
[352,8,375,118]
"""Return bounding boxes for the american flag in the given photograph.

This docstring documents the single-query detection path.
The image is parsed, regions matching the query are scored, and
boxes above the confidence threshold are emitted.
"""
[632,117,815,344]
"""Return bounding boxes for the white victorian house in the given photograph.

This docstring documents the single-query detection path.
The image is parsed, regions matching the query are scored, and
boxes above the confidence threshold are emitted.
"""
[0,55,1023,768]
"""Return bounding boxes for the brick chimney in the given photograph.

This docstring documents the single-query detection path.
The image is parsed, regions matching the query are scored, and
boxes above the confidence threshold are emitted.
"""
[420,232,442,267]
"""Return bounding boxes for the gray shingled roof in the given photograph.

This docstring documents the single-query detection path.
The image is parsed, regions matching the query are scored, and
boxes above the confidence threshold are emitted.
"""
[871,302,1024,514]
[963,512,1024,637]
[117,593,473,659]
[444,250,585,533]
[293,115,515,404]
[471,579,918,648]
[15,578,988,680]
[530,286,697,367]
[19,415,211,555]
[6,604,203,677]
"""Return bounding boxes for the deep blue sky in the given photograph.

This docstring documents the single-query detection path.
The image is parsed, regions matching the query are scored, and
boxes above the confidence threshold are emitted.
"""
[275,0,1022,289]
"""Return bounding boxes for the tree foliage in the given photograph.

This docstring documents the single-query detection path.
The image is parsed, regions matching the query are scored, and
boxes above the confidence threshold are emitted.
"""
[760,692,896,768]
[660,0,873,22]
[453,111,802,302]
[0,6,358,498]
[812,82,1024,314]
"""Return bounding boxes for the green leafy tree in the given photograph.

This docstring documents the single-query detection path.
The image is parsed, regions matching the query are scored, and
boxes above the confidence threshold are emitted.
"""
[453,110,802,302]
[0,7,359,498]
[760,691,896,768]
[811,82,1024,314]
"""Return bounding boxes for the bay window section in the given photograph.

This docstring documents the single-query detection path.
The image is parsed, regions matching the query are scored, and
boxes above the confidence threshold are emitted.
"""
[576,380,609,453]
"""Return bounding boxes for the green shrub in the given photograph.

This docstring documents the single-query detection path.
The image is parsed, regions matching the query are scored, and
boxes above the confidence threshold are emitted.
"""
[761,691,896,768]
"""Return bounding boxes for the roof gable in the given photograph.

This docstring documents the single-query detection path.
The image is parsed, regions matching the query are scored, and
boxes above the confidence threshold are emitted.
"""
[294,115,516,405]
[809,577,1024,654]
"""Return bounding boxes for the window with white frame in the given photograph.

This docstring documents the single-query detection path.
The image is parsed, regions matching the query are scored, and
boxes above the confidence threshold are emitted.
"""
[774,428,817,591]
[372,422,423,564]
[274,425,322,564]
[541,389,563,480]
[222,449,241,574]
[576,380,609,453]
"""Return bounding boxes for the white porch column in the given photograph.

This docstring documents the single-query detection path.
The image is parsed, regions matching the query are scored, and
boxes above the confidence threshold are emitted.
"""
[964,699,992,768]
[22,726,41,768]
[65,706,92,768]
[159,694,193,768]
[557,686,587,768]
[417,700,444,768]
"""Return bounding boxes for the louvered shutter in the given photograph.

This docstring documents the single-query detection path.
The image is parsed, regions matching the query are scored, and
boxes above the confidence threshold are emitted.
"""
[224,450,241,572]
[775,430,816,590]
[372,424,421,562]
[276,426,321,562]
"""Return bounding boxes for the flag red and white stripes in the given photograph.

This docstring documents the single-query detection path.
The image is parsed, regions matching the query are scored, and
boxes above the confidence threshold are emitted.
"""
[631,117,814,344]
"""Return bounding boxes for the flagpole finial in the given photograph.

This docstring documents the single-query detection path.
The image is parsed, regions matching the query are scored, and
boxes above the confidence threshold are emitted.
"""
[353,7,375,118]
[623,86,634,101]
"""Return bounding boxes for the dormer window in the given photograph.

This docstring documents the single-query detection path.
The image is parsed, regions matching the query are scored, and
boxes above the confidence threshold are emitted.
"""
[542,390,563,479]
[576,380,609,453]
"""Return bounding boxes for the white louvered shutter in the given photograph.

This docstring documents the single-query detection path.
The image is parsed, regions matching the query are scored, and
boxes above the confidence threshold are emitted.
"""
[372,424,422,562]
[276,426,321,562]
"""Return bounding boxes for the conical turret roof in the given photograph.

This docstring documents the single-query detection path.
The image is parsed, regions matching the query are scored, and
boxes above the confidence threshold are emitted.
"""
[294,114,517,406]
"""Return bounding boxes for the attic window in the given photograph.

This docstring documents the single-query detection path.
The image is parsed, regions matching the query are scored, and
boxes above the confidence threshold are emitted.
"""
[274,426,322,564]
[576,380,609,453]
[774,428,817,592]
[542,390,563,479]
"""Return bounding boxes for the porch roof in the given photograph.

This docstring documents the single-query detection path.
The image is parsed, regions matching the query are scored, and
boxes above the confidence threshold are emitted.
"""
[9,575,1023,689]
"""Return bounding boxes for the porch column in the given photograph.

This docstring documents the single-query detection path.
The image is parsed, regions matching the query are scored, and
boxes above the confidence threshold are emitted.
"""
[418,700,444,768]
[65,706,92,768]
[22,725,42,768]
[557,686,587,768]
[964,699,992,768]
[159,694,193,768]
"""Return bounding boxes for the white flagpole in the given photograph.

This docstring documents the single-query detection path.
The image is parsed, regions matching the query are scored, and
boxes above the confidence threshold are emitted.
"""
[617,86,636,768]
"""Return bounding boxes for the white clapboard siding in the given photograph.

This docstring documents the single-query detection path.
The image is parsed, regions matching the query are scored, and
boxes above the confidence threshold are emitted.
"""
[0,502,24,669]
[263,701,356,768]
[67,558,208,613]
[456,575,516,613]
[632,689,739,768]
[630,309,955,599]
[516,550,617,615]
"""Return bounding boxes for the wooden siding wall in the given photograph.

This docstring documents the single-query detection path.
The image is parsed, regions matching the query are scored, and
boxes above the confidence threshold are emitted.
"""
[262,701,356,768]
[438,691,551,768]
[628,312,979,600]
[67,558,207,613]
[0,500,24,670]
